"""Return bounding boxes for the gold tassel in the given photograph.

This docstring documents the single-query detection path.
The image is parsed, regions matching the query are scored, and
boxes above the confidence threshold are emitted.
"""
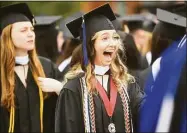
[39,87,44,132]
[8,106,15,133]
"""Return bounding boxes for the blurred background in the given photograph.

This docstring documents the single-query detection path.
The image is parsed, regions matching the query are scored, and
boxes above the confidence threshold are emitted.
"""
[0,1,185,17]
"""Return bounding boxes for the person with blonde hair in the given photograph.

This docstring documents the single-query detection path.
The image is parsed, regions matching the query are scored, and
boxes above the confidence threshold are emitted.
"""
[0,3,62,132]
[50,3,144,132]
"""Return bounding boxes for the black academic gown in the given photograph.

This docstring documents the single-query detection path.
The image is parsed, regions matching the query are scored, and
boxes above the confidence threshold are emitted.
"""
[55,73,144,132]
[0,57,62,132]
[131,67,152,91]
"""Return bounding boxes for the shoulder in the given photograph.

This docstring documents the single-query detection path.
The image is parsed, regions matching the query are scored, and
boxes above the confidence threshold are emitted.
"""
[127,81,145,101]
[38,56,61,78]
[39,56,53,66]
[62,73,85,93]
[127,81,140,90]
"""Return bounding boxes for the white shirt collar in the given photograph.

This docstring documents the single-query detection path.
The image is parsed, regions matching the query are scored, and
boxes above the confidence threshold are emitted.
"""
[152,57,162,81]
[58,56,72,72]
[146,51,152,66]
[94,65,109,75]
[15,55,29,65]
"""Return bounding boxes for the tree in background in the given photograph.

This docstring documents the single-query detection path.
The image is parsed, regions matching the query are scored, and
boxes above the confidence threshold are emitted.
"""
[0,2,80,17]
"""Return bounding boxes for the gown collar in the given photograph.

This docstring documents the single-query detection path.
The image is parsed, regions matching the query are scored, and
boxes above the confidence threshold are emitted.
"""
[94,65,109,76]
[15,55,29,65]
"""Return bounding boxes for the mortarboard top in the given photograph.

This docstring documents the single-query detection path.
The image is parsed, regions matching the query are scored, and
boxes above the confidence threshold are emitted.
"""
[34,16,62,30]
[0,3,35,33]
[119,14,157,33]
[157,8,186,27]
[66,3,116,39]
[59,11,84,38]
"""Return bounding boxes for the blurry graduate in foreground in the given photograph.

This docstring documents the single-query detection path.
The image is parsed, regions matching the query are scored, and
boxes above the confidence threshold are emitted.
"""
[54,3,145,132]
[0,3,62,132]
[139,3,186,132]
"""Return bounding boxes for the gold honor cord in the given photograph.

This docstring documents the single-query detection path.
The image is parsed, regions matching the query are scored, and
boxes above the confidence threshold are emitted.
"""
[39,87,44,133]
[8,106,15,132]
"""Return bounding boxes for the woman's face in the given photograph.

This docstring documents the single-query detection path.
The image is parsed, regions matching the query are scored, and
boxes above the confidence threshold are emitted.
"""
[94,30,121,66]
[11,21,35,52]
[57,31,64,53]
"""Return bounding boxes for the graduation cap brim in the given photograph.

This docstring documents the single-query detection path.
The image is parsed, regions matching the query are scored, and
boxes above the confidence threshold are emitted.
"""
[35,16,62,27]
[0,3,35,31]
[66,3,116,38]
[157,8,186,27]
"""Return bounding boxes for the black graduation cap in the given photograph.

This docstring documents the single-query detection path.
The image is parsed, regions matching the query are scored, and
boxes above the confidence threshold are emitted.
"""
[0,3,35,33]
[59,11,84,38]
[157,8,186,27]
[66,3,116,66]
[34,16,62,30]
[119,14,158,33]
[66,3,116,39]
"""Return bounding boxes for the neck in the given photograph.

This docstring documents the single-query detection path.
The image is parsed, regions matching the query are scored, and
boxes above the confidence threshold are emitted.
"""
[15,49,28,56]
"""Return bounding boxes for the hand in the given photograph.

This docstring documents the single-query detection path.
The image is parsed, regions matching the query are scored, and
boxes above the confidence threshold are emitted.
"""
[38,77,63,95]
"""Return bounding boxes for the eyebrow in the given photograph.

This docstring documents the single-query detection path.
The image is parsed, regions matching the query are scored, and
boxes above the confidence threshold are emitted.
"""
[20,26,34,29]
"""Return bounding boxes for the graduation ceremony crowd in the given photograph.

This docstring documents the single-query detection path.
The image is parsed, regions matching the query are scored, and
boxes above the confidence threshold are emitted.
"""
[0,1,186,133]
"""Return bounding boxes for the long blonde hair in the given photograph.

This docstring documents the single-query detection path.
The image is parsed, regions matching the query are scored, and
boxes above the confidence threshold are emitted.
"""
[0,24,47,132]
[63,31,135,92]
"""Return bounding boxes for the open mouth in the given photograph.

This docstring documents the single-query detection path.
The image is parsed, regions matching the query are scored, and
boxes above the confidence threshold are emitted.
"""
[103,51,113,57]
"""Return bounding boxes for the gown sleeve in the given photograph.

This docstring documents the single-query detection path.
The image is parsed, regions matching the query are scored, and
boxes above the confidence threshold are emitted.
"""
[128,82,146,132]
[55,78,84,132]
[39,56,64,81]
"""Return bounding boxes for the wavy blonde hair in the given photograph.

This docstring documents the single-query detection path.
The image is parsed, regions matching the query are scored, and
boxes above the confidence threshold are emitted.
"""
[63,31,134,92]
[0,25,47,132]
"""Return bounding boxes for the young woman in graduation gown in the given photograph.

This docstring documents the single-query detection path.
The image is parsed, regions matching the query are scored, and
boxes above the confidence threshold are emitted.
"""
[0,3,63,132]
[53,4,145,133]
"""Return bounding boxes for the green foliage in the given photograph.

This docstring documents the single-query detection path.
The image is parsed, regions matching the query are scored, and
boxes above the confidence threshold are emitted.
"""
[0,2,81,17]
